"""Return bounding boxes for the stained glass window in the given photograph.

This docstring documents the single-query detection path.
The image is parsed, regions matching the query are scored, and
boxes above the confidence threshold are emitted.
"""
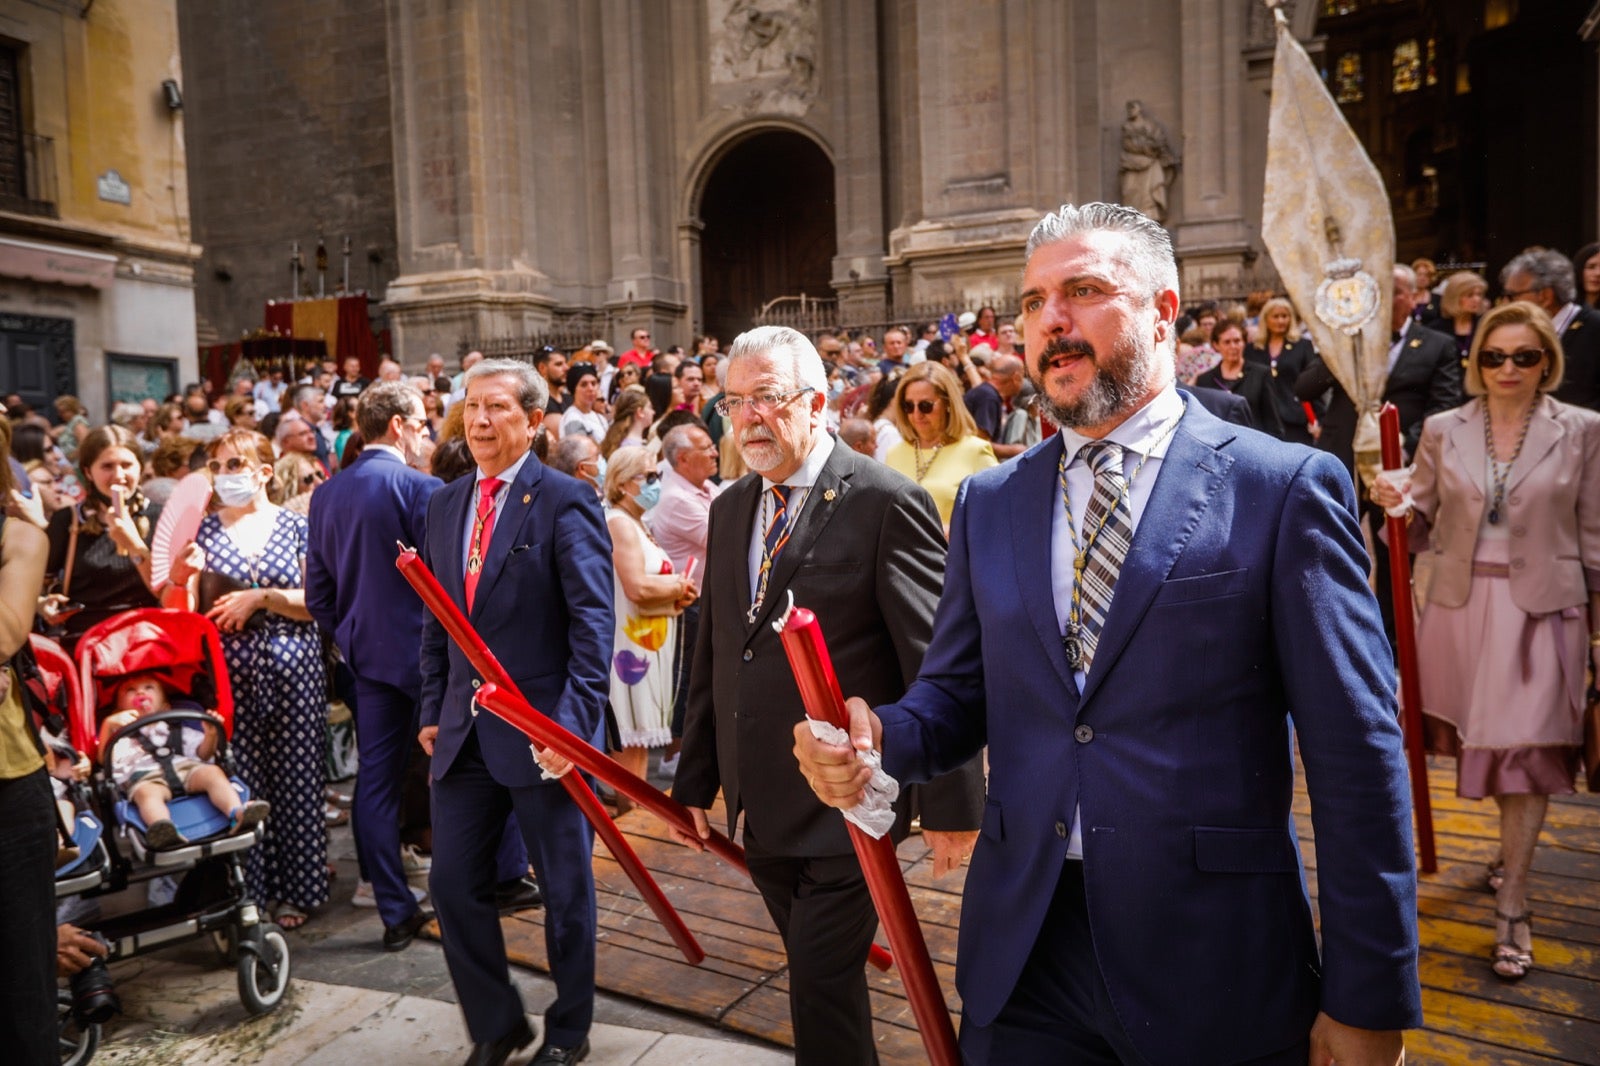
[1392,40,1422,94]
[1335,52,1365,104]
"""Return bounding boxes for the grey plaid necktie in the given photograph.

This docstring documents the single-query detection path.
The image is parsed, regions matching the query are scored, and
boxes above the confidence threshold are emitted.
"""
[1077,441,1130,671]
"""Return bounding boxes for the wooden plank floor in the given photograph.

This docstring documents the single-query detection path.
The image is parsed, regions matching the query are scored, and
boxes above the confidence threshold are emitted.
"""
[472,761,1600,1065]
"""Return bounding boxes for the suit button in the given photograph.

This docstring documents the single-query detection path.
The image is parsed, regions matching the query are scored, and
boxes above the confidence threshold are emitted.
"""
[742,649,753,662]
[1074,724,1094,744]
[471,679,480,689]
[1055,821,1068,838]
[1511,558,1525,570]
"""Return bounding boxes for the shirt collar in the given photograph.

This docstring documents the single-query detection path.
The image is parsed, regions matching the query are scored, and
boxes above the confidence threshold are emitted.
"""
[475,449,530,491]
[762,430,834,491]
[662,465,710,498]
[365,442,407,464]
[1056,385,1185,467]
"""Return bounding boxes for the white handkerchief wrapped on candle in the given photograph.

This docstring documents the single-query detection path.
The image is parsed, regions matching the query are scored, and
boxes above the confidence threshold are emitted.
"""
[1374,464,1415,518]
[807,719,899,839]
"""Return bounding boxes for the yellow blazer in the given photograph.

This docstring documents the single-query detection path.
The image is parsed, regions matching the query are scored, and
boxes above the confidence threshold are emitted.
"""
[1409,395,1600,612]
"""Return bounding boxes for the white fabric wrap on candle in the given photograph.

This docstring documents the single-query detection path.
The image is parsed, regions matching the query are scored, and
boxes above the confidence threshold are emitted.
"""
[1374,464,1415,518]
[807,719,899,838]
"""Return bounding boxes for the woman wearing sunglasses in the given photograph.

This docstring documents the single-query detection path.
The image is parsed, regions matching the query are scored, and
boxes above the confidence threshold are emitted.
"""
[600,445,697,796]
[1372,301,1600,983]
[167,428,327,931]
[40,425,164,652]
[885,361,997,530]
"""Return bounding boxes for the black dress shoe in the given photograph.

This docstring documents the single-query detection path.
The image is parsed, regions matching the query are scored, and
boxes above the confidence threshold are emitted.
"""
[462,1019,535,1066]
[494,875,543,913]
[382,907,434,952]
[529,1037,589,1065]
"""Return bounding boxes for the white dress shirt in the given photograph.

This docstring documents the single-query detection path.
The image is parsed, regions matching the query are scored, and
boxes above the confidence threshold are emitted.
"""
[461,450,531,573]
[1050,384,1185,858]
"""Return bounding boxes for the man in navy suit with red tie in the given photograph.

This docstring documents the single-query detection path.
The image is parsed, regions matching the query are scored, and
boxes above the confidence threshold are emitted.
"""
[306,381,440,951]
[419,359,612,1066]
[797,204,1421,1065]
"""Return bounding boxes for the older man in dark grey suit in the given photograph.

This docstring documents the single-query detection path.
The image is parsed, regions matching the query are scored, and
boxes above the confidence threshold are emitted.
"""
[671,326,983,1065]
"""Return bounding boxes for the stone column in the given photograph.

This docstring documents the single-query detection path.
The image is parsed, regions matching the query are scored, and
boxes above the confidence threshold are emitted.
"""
[382,0,554,359]
[826,0,889,320]
[599,0,686,345]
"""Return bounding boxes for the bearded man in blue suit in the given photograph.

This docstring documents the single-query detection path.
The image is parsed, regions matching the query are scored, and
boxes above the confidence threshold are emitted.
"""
[796,204,1421,1066]
[419,358,612,1066]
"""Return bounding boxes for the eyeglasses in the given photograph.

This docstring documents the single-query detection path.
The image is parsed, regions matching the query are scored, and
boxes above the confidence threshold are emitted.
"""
[402,415,428,429]
[631,471,661,484]
[901,399,942,415]
[207,457,254,475]
[715,387,814,418]
[1478,347,1546,369]
[300,472,325,487]
[1502,286,1539,301]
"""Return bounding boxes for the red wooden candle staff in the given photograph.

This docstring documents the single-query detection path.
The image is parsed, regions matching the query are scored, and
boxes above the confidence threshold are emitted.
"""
[393,546,704,965]
[1379,403,1438,874]
[776,604,960,1066]
[397,547,893,972]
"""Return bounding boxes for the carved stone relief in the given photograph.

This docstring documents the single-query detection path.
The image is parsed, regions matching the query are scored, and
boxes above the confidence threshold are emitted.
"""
[708,0,817,116]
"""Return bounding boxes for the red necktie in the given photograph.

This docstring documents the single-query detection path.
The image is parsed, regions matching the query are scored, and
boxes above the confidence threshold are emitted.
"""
[464,476,503,612]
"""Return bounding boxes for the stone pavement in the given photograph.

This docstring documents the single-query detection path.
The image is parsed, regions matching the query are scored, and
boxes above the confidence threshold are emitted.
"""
[81,813,792,1066]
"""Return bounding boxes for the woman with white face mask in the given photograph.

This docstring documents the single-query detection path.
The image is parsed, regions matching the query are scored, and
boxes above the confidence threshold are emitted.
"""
[167,428,328,931]
[599,445,698,797]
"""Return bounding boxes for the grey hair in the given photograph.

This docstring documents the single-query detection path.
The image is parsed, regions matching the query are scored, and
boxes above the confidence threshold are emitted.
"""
[1025,202,1179,298]
[356,380,424,440]
[725,326,828,394]
[1392,264,1417,293]
[110,401,145,427]
[463,357,547,413]
[548,433,599,477]
[661,423,706,467]
[1501,248,1576,306]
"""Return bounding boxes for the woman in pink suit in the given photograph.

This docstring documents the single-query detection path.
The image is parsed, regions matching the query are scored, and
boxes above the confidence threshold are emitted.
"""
[1374,300,1600,982]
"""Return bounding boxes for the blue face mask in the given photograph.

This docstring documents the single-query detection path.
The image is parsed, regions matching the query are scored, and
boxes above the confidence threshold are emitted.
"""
[594,454,607,485]
[635,479,662,511]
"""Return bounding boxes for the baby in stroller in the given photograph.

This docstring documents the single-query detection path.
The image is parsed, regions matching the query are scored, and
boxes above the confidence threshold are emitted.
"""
[98,673,269,850]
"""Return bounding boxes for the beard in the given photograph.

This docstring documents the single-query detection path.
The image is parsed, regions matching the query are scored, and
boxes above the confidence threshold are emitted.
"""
[1032,333,1163,430]
[737,428,785,473]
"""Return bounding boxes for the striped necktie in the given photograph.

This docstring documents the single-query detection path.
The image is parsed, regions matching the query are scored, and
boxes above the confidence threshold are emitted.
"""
[752,485,794,613]
[1076,442,1129,671]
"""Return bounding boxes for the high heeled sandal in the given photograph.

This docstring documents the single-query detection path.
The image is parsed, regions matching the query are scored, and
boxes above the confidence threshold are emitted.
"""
[1486,860,1505,893]
[1491,910,1534,981]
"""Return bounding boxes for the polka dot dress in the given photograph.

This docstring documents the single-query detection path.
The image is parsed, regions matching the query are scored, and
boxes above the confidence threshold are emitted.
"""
[195,509,329,912]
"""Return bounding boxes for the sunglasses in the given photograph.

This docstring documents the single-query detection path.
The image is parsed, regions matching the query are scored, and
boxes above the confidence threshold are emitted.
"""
[631,471,661,484]
[901,399,941,415]
[207,457,255,475]
[1477,348,1546,369]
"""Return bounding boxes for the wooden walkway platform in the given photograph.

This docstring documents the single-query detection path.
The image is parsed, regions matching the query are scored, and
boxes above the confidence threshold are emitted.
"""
[481,760,1600,1065]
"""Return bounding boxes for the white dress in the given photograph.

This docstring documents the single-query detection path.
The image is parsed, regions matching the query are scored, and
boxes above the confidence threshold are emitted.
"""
[606,508,679,748]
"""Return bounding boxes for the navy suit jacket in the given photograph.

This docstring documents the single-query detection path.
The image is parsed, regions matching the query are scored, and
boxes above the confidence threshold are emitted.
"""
[876,398,1421,1064]
[306,449,441,697]
[418,454,613,787]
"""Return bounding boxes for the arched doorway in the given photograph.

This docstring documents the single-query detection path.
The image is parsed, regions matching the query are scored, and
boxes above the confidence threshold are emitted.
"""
[697,130,836,348]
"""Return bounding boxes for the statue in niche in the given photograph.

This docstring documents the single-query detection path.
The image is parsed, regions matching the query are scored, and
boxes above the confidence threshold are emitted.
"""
[1118,100,1179,224]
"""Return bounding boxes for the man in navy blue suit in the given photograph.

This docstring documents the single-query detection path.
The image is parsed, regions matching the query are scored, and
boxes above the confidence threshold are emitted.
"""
[306,380,440,951]
[796,203,1421,1065]
[418,359,612,1066]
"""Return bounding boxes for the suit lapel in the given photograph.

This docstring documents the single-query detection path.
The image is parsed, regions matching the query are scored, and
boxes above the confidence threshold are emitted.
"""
[439,476,472,607]
[1010,435,1079,696]
[726,476,761,612]
[1507,396,1563,494]
[746,447,850,633]
[471,456,543,618]
[1443,402,1486,501]
[1078,408,1234,709]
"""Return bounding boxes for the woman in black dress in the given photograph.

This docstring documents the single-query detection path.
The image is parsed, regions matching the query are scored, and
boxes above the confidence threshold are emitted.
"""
[1427,270,1487,363]
[1245,297,1319,444]
[1198,320,1285,438]
[41,426,162,652]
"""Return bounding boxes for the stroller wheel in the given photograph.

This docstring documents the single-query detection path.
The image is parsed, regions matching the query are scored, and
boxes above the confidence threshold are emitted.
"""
[237,923,292,1015]
[56,988,100,1066]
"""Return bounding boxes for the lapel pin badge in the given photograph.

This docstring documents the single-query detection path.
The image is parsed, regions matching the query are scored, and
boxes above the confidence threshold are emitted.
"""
[522,493,531,503]
[1409,338,1422,347]
[823,489,836,501]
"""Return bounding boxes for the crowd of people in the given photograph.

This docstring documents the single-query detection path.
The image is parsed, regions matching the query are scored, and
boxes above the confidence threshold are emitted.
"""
[1,221,1598,1065]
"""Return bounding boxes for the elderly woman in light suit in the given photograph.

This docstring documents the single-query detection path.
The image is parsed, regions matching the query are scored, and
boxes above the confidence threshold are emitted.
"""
[1374,300,1600,983]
